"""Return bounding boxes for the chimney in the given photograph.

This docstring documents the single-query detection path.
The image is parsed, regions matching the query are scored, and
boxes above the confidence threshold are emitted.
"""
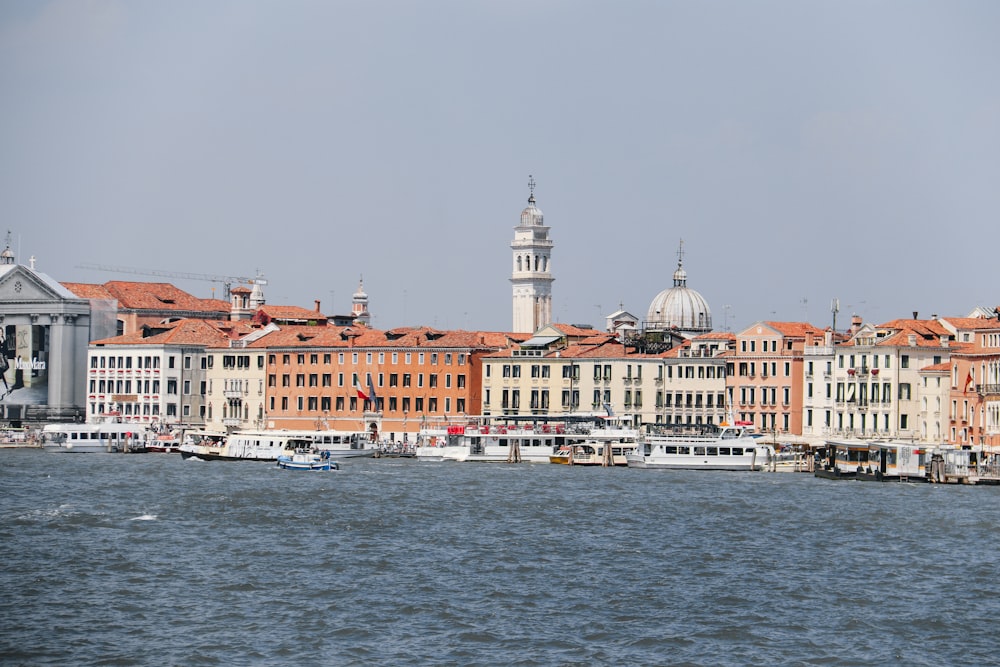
[908,334,917,346]
[940,335,949,347]
[913,311,919,320]
[315,300,321,313]
[851,315,862,334]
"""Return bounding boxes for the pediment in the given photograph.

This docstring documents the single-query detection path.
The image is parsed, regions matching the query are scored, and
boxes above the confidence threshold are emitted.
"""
[0,265,80,303]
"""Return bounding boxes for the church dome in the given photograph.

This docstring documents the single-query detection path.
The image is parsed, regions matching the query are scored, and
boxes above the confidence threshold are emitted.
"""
[646,244,712,334]
[520,193,544,227]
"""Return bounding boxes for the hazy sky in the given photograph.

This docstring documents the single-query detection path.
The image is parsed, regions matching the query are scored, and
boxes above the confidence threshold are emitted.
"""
[3,1,999,333]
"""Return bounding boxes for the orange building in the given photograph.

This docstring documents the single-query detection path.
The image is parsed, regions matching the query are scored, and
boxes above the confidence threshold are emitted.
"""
[728,321,828,438]
[251,325,516,441]
[940,315,1000,447]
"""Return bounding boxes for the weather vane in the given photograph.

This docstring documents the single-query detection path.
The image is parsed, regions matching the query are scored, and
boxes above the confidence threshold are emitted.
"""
[528,175,536,198]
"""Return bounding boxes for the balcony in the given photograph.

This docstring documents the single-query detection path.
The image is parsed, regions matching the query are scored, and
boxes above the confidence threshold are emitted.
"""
[224,389,245,399]
[222,417,242,427]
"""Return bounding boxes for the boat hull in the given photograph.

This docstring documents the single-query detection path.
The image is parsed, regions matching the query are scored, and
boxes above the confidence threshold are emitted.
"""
[276,456,339,471]
[626,456,768,471]
[42,443,113,454]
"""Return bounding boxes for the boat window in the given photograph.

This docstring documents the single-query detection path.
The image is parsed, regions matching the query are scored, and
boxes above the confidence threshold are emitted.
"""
[707,447,718,456]
[693,447,706,456]
[732,448,743,456]
[664,446,678,454]
[719,447,731,456]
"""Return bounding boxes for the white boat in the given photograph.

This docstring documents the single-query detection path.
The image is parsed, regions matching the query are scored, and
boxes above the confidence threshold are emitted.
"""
[276,450,340,471]
[145,432,182,453]
[180,429,375,462]
[415,413,637,463]
[626,423,774,471]
[180,430,307,462]
[40,421,151,453]
[282,429,376,459]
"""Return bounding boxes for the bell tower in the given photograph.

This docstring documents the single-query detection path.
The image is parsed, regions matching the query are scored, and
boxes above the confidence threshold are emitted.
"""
[510,176,554,333]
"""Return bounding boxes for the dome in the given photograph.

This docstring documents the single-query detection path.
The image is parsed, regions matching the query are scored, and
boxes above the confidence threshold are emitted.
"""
[645,244,712,334]
[520,194,544,226]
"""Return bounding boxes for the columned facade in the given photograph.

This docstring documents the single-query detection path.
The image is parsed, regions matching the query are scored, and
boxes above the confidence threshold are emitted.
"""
[0,256,94,424]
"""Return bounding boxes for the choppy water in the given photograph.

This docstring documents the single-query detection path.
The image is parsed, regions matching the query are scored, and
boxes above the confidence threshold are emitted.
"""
[2,450,999,666]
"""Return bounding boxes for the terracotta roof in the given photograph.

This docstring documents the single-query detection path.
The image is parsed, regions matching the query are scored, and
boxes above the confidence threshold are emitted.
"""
[550,323,603,337]
[61,282,115,300]
[693,331,736,342]
[920,362,951,372]
[247,325,515,351]
[62,280,230,314]
[91,319,259,346]
[257,304,326,321]
[941,317,1000,330]
[761,321,826,337]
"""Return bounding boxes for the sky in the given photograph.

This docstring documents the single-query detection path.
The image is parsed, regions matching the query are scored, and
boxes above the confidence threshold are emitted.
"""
[2,0,999,334]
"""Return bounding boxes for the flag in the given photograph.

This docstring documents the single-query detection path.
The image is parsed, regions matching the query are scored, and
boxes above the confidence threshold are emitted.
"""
[354,378,369,401]
[368,375,378,407]
[965,370,974,394]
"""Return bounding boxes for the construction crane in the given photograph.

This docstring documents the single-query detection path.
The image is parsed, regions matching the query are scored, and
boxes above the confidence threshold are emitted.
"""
[75,262,267,300]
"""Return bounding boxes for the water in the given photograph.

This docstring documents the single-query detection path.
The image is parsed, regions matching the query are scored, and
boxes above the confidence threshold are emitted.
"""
[2,451,999,666]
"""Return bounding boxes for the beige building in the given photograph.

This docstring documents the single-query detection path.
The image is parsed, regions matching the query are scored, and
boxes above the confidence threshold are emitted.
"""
[481,325,732,427]
[828,317,962,443]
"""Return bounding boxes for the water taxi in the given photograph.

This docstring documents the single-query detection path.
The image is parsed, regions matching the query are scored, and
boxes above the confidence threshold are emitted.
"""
[276,450,340,471]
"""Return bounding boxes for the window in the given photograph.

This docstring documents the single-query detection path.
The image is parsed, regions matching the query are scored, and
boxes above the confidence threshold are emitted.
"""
[901,355,909,369]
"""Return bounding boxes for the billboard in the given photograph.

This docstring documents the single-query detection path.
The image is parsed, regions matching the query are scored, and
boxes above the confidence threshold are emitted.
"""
[0,323,48,406]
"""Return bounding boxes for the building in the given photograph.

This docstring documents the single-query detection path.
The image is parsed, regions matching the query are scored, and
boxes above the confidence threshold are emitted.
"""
[250,324,515,441]
[938,313,1000,447]
[481,324,731,427]
[86,318,265,428]
[728,320,828,439]
[828,316,964,443]
[510,177,554,333]
[0,248,96,424]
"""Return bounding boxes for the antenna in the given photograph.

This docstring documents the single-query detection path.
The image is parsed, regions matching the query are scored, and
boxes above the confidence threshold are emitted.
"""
[831,298,840,332]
